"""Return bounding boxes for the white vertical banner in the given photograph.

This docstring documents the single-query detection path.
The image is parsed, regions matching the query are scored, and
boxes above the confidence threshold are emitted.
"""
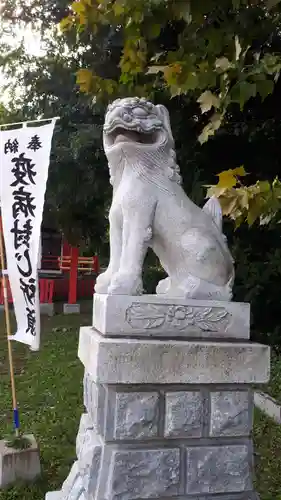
[37,230,42,270]
[0,119,57,350]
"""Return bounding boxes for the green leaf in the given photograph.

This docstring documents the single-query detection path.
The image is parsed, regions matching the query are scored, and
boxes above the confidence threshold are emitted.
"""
[169,85,184,97]
[76,69,93,93]
[113,4,125,15]
[59,15,74,32]
[219,194,240,216]
[198,113,222,144]
[267,0,281,9]
[146,23,162,40]
[273,178,281,198]
[231,81,257,110]
[234,215,244,229]
[247,197,262,226]
[205,186,229,198]
[150,52,165,63]
[182,72,199,91]
[262,54,281,75]
[233,166,248,177]
[256,79,274,100]
[170,0,192,21]
[257,180,271,193]
[71,1,85,15]
[146,65,166,75]
[216,170,238,189]
[215,57,233,72]
[197,90,220,114]
[212,166,247,189]
[260,214,275,225]
[235,35,242,61]
[198,123,214,144]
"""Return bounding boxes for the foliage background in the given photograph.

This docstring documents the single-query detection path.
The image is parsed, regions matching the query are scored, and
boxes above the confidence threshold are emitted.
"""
[1,0,281,347]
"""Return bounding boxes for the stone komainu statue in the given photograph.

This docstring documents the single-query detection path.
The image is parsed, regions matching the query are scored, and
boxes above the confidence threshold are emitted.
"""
[95,97,234,301]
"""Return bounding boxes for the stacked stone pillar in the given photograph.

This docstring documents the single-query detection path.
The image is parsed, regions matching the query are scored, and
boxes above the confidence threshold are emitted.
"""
[46,294,270,500]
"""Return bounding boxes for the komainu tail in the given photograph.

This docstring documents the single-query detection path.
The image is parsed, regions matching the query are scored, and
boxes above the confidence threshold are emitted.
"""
[203,196,235,296]
[202,196,223,232]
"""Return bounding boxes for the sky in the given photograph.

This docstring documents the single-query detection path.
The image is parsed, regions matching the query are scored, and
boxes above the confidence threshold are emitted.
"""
[1,22,46,57]
[0,0,45,57]
[0,6,74,110]
[0,21,48,105]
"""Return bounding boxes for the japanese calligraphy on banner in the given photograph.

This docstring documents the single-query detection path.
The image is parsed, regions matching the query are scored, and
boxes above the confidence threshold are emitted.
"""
[0,120,57,350]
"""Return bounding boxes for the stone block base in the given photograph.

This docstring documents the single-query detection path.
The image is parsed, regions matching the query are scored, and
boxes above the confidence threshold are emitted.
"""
[63,303,80,315]
[48,416,256,498]
[40,303,54,316]
[46,371,260,499]
[78,327,270,384]
[45,493,61,500]
[46,296,269,500]
[0,434,41,488]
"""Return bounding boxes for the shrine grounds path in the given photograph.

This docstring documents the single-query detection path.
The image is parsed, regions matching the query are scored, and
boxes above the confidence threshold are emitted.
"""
[0,301,280,500]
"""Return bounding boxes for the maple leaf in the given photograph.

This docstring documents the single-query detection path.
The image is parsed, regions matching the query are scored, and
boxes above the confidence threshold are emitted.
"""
[76,69,93,93]
[197,90,220,114]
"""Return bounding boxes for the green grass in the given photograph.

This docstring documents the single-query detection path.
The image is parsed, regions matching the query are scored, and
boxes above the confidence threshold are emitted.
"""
[254,352,281,500]
[262,353,281,402]
[0,304,281,499]
[0,304,92,500]
[254,409,281,500]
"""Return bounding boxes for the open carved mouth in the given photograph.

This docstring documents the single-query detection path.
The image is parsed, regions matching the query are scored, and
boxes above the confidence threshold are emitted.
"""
[106,127,158,146]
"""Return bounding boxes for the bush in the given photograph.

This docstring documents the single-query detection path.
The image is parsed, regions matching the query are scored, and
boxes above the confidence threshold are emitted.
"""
[232,225,281,350]
[142,224,281,350]
[143,266,166,294]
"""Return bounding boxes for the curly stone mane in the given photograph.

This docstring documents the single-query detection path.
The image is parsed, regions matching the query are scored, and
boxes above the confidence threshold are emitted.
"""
[103,97,182,192]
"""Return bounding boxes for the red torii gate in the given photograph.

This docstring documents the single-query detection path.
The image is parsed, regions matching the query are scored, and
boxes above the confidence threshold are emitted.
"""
[0,227,99,311]
[60,240,99,312]
[61,241,78,305]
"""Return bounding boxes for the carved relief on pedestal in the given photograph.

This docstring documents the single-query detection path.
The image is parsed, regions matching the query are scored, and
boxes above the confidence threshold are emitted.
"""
[126,303,229,332]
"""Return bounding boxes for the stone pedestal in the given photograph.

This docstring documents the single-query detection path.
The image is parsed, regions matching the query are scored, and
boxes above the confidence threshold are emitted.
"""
[46,294,270,500]
[40,303,55,317]
[63,303,81,315]
[45,493,60,500]
[0,434,41,488]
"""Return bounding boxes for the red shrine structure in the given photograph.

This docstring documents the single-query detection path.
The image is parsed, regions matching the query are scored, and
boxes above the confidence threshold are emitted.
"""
[0,223,99,308]
[39,231,99,300]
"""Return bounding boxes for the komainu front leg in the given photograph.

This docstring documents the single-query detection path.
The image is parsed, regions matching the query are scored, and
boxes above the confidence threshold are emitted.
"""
[108,210,154,295]
[95,269,113,294]
[95,210,122,293]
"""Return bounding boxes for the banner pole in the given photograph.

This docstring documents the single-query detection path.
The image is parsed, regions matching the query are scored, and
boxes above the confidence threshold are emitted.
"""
[0,116,60,129]
[0,217,20,436]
